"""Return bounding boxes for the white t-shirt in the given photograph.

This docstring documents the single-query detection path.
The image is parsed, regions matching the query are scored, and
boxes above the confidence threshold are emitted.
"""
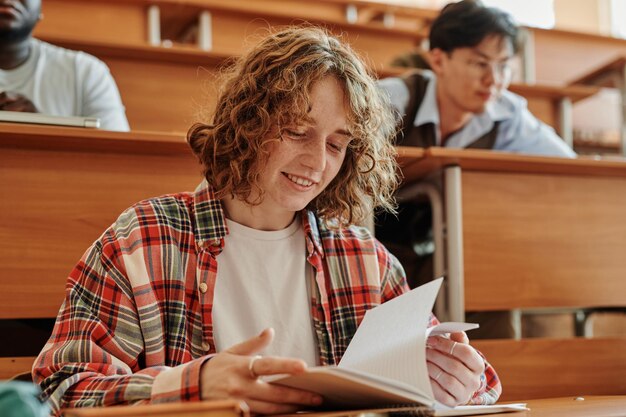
[213,216,319,366]
[0,39,129,131]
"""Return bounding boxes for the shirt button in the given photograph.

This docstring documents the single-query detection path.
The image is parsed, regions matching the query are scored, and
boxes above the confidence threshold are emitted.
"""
[202,341,211,352]
[199,282,208,293]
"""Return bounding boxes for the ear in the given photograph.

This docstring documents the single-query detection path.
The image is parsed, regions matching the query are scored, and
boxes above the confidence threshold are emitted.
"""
[427,48,445,76]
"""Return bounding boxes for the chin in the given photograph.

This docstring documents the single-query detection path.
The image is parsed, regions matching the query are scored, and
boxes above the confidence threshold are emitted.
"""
[469,103,488,114]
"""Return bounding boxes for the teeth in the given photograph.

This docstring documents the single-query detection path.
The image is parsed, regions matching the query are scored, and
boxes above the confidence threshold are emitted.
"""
[286,174,313,187]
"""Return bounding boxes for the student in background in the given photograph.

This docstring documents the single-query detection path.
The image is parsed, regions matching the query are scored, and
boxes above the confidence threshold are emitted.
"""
[33,27,500,415]
[0,0,129,131]
[376,0,575,337]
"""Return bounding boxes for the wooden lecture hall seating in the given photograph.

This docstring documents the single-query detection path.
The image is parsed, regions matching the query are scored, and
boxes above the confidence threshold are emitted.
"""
[1,0,626,405]
[0,124,201,379]
[397,147,626,400]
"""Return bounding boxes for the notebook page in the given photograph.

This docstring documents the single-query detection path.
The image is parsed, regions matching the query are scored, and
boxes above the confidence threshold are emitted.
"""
[338,278,444,399]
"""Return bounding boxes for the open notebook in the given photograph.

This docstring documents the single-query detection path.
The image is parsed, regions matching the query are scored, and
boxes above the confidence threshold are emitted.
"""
[0,110,100,128]
[268,278,527,416]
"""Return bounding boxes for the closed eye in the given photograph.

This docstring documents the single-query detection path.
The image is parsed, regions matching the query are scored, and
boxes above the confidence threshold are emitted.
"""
[327,142,344,153]
[282,129,307,140]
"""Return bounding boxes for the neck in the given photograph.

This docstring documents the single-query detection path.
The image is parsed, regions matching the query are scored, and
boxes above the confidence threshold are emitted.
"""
[0,37,32,70]
[435,84,472,144]
[222,196,297,231]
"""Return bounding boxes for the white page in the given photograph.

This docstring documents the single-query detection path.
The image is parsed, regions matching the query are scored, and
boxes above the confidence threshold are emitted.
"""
[338,278,444,400]
[435,403,528,416]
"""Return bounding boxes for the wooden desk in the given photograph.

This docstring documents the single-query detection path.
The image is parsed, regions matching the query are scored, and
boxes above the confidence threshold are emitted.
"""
[61,396,626,417]
[524,27,626,85]
[505,396,626,417]
[64,399,249,417]
[0,124,201,319]
[397,147,626,321]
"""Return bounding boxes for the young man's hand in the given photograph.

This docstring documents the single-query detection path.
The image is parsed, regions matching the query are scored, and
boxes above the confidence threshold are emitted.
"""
[426,331,485,406]
[0,91,38,112]
[200,328,323,414]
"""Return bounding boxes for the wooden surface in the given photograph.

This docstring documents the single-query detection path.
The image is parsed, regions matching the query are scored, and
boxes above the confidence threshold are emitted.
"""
[568,56,626,88]
[46,34,599,134]
[34,0,427,71]
[397,147,626,311]
[0,124,202,318]
[59,396,626,417]
[462,169,626,310]
[34,0,626,88]
[400,147,626,180]
[0,356,35,380]
[63,400,249,417]
[529,27,626,85]
[473,339,626,401]
[38,36,230,133]
[505,396,626,417]
[35,3,605,135]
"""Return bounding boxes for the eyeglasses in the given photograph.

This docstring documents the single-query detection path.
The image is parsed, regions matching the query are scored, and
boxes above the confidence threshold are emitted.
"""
[459,56,513,85]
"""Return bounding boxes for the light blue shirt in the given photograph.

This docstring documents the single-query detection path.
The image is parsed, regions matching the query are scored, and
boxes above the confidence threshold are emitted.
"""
[379,70,576,158]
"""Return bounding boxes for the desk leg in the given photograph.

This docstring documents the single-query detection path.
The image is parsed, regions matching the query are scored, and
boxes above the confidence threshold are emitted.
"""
[198,11,213,51]
[147,5,161,46]
[444,166,465,322]
[397,181,447,320]
[621,64,626,157]
[558,97,573,149]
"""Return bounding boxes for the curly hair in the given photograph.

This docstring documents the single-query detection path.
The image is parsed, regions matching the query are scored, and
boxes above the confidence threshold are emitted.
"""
[187,26,399,228]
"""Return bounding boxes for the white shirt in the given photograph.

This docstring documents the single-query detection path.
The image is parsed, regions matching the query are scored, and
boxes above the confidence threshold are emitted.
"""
[379,70,576,157]
[213,216,319,366]
[0,39,129,131]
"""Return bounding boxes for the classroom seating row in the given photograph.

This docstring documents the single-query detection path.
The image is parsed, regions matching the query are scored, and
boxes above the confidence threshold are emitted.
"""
[38,35,600,147]
[2,126,626,400]
[35,0,626,154]
[35,0,434,74]
[35,0,626,85]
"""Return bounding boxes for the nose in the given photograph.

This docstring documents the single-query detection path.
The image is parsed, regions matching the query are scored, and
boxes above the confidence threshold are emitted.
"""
[486,63,511,90]
[302,137,327,172]
[483,64,497,87]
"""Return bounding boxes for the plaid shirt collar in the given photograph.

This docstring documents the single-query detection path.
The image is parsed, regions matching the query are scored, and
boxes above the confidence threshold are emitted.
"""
[192,180,324,256]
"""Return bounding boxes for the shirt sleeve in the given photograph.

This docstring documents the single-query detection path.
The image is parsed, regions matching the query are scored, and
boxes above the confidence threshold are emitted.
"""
[377,77,410,115]
[32,232,207,416]
[75,53,130,132]
[495,92,576,158]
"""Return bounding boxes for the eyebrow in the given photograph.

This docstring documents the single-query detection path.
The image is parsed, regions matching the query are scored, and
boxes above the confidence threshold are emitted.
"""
[471,49,512,61]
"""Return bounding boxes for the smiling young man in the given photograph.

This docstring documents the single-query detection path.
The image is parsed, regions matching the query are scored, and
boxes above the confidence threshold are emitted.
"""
[376,0,575,336]
[0,0,129,130]
[34,27,502,416]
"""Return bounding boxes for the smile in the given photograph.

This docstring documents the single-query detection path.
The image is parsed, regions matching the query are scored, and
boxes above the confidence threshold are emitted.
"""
[285,173,315,187]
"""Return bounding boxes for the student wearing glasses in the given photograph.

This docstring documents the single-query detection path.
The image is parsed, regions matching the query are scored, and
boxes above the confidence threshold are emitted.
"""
[376,0,575,337]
